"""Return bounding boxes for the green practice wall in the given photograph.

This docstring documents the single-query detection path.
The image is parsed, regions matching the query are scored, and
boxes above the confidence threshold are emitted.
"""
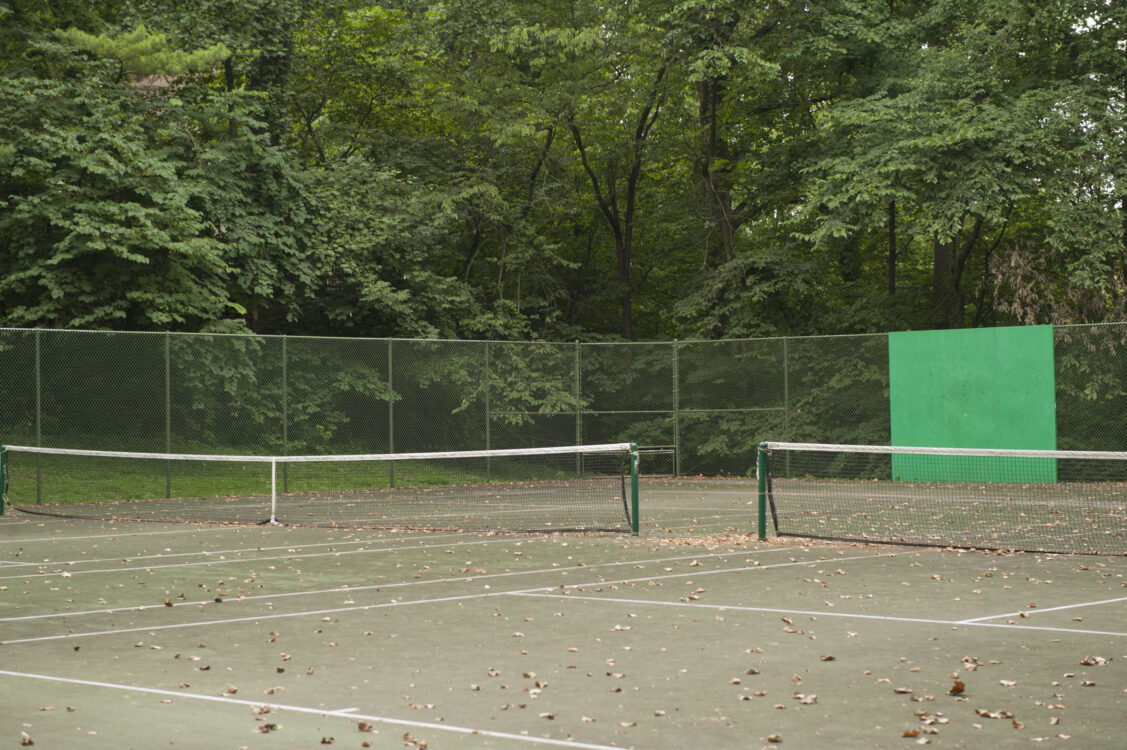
[888,326,1057,482]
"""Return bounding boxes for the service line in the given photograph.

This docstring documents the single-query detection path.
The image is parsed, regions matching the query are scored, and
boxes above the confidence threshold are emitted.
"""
[0,547,792,624]
[514,592,1127,638]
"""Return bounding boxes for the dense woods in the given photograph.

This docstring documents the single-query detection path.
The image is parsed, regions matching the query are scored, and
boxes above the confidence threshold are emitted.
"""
[2,0,1125,341]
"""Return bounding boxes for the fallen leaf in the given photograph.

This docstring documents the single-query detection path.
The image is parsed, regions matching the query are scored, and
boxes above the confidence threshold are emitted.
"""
[975,708,1014,719]
[948,681,966,695]
[766,734,782,743]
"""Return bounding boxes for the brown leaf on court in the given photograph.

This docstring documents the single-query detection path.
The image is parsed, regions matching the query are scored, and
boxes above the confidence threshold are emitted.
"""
[820,655,835,661]
[253,706,270,715]
[253,723,279,733]
[948,681,966,695]
[1012,719,1025,729]
[766,734,782,743]
[357,721,373,732]
[320,738,334,745]
[619,721,637,728]
[903,730,920,737]
[1080,655,1109,666]
[975,708,1014,719]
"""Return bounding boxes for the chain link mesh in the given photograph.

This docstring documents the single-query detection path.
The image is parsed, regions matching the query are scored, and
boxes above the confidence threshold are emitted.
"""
[1,325,1125,478]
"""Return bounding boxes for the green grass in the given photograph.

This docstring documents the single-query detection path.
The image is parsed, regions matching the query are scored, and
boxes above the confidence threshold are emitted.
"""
[5,453,623,507]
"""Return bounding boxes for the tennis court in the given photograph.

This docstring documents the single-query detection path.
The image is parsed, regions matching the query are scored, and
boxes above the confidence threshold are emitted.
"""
[3,478,1125,749]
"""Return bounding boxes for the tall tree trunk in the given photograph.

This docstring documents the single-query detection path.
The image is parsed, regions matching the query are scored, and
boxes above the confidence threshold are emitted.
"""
[931,236,964,328]
[930,219,983,328]
[698,79,738,264]
[566,64,667,341]
[888,200,897,298]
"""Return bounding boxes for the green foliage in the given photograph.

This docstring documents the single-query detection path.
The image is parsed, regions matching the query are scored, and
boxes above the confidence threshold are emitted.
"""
[1,0,1124,340]
[0,68,233,329]
[56,24,230,77]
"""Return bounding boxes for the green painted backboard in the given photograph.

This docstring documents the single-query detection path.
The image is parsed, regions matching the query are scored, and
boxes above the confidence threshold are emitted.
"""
[888,326,1057,482]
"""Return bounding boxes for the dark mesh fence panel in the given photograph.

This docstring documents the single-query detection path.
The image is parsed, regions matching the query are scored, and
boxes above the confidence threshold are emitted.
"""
[1056,324,1127,452]
[40,330,166,451]
[284,336,390,455]
[168,333,283,454]
[391,339,485,453]
[0,330,37,446]
[676,338,787,476]
[784,334,890,445]
[486,342,579,449]
[580,341,674,461]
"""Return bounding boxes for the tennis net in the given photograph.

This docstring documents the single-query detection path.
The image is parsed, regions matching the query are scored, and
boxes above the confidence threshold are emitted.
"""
[0,443,639,533]
[757,442,1127,555]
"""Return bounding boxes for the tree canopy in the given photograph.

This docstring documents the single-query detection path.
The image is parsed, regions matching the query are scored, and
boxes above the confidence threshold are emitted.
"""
[1,0,1124,340]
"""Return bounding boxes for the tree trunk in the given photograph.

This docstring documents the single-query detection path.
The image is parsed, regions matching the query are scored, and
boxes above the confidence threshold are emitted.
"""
[931,219,982,329]
[931,236,964,328]
[888,200,897,298]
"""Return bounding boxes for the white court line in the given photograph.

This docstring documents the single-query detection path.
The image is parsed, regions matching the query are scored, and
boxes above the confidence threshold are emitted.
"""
[0,524,242,545]
[0,550,865,645]
[0,669,627,750]
[0,531,496,573]
[0,548,791,623]
[0,535,547,582]
[956,595,1127,623]
[0,591,520,644]
[515,592,1127,638]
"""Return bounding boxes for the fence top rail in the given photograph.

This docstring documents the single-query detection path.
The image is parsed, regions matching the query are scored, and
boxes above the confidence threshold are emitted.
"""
[0,327,900,348]
[2,443,636,464]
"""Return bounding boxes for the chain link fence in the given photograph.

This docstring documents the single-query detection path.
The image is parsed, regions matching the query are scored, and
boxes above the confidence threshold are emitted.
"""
[1,324,1123,477]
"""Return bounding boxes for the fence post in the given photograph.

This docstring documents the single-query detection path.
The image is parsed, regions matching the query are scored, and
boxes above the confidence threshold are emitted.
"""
[282,335,288,493]
[484,340,491,480]
[387,339,395,488]
[672,340,679,477]
[35,329,41,504]
[165,332,171,498]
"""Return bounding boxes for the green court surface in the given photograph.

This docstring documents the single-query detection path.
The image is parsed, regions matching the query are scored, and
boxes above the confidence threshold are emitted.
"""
[2,479,1125,749]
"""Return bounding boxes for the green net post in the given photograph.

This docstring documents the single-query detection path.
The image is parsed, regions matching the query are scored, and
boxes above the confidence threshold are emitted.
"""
[630,443,640,535]
[1,446,7,515]
[756,442,768,540]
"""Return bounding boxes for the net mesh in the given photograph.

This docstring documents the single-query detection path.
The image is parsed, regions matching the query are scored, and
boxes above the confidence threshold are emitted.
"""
[2,444,636,533]
[762,443,1127,555]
